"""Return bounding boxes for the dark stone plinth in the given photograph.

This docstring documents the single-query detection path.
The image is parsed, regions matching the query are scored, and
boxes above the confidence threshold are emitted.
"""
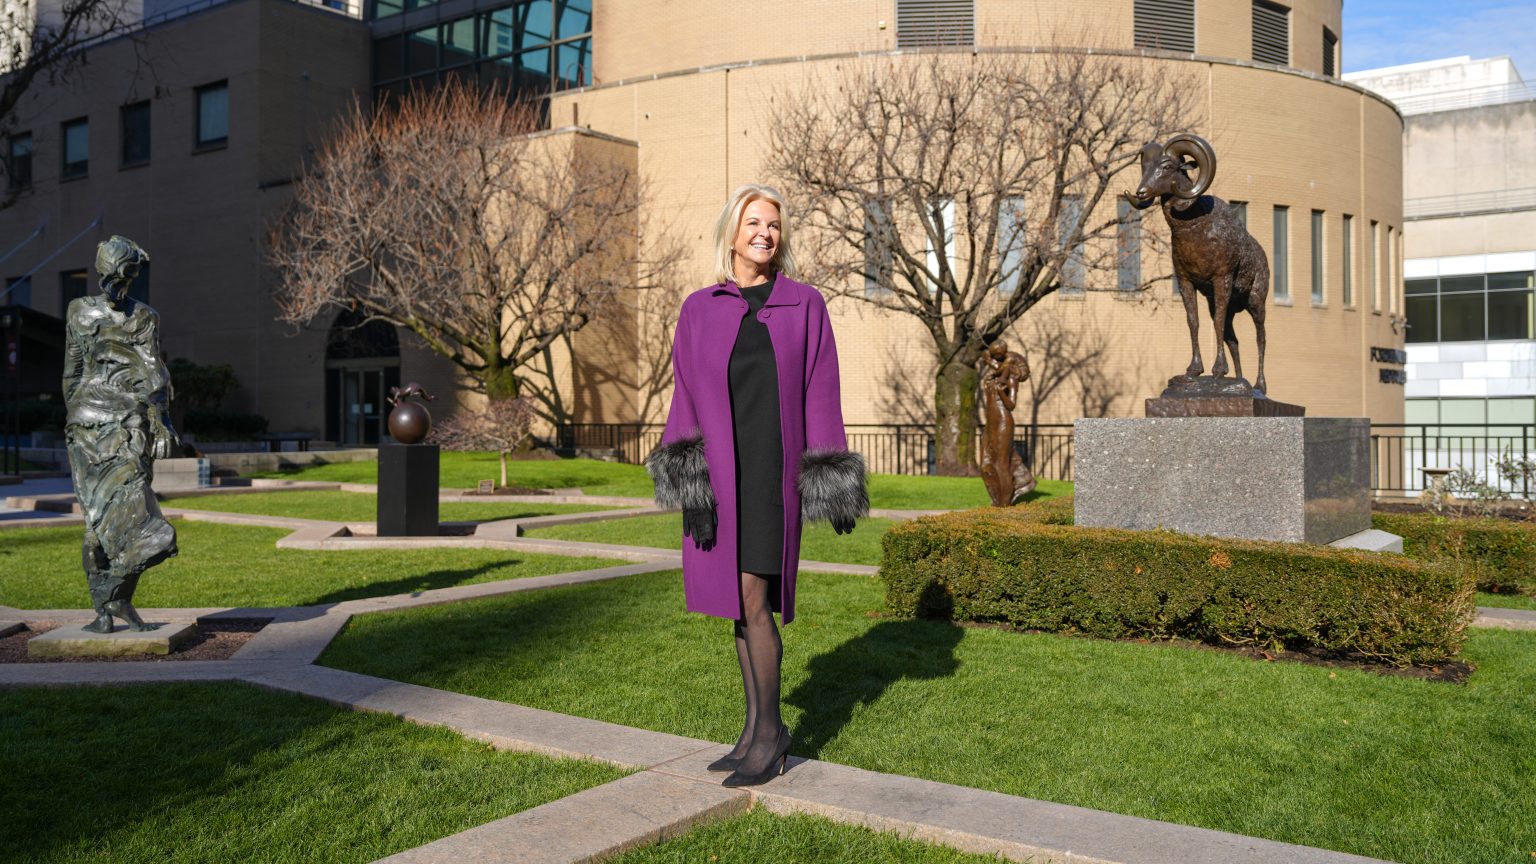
[1074,417,1371,545]
[379,443,440,537]
[1145,375,1304,417]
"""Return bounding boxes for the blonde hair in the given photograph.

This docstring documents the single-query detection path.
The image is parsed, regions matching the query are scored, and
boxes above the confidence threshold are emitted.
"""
[711,183,798,285]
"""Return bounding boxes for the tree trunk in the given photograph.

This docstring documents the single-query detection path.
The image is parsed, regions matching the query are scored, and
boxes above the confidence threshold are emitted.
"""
[933,358,980,476]
[481,352,519,402]
[500,450,509,489]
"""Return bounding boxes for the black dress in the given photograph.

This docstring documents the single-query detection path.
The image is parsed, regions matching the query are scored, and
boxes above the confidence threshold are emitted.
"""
[730,280,785,577]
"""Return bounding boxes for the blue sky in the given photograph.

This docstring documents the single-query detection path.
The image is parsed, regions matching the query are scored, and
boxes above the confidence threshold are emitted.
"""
[1345,0,1536,74]
[1343,1,1536,76]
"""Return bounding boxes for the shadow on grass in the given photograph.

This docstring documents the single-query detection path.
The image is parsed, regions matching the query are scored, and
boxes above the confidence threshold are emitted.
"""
[309,561,527,605]
[787,614,963,760]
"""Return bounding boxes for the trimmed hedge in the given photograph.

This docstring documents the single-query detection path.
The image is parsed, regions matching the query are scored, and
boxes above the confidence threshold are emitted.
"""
[882,498,1476,666]
[1373,511,1536,597]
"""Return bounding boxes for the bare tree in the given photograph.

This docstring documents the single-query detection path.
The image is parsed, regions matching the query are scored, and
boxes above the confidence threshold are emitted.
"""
[270,82,683,424]
[765,50,1199,473]
[431,396,534,489]
[1,0,138,203]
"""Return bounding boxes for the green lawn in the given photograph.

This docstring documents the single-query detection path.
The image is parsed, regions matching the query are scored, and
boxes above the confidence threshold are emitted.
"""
[321,570,1536,864]
[0,521,621,609]
[1477,591,1536,611]
[527,513,892,565]
[165,489,615,523]
[609,809,1007,864]
[250,452,1074,509]
[251,454,656,497]
[0,683,626,864]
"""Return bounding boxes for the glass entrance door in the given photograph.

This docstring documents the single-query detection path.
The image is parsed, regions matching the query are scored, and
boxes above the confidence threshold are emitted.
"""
[341,368,384,445]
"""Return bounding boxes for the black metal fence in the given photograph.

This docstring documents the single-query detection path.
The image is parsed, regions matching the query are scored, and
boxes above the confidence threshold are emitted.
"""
[556,421,1536,499]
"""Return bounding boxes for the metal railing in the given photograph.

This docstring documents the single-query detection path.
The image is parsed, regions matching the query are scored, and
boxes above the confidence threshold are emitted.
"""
[1370,423,1534,498]
[1389,80,1536,115]
[1404,186,1536,220]
[557,421,1536,499]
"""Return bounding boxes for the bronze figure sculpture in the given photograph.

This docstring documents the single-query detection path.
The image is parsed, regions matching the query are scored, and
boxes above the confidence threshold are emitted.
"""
[386,382,435,444]
[1125,134,1270,396]
[978,340,1036,506]
[63,236,179,634]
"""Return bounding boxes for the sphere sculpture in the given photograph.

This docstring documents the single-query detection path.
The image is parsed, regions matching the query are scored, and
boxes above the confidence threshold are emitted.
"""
[387,382,436,444]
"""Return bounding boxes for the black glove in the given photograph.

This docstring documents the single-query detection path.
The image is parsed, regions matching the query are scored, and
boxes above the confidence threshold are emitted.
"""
[683,506,717,551]
[832,515,856,535]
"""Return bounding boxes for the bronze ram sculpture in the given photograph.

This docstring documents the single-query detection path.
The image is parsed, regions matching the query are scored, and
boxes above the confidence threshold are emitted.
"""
[1126,134,1270,395]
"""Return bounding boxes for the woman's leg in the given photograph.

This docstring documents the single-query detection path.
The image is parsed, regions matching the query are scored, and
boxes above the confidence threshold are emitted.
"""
[725,619,757,760]
[735,570,784,773]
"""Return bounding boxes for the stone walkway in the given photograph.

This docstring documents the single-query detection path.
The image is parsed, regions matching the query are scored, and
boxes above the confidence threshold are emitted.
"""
[2,485,1528,863]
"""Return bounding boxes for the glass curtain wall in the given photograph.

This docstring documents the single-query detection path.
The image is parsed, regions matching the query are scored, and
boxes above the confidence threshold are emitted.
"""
[371,0,591,107]
[1405,271,1536,343]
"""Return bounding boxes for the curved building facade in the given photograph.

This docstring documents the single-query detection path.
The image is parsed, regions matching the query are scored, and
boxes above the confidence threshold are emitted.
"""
[551,0,1406,427]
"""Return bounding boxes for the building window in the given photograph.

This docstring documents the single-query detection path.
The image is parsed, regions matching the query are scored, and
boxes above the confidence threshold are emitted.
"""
[60,269,89,314]
[1229,200,1248,227]
[1341,215,1353,306]
[61,117,89,180]
[1310,209,1324,304]
[1117,198,1140,293]
[1271,205,1289,302]
[1133,0,1195,53]
[1404,271,1536,343]
[896,0,975,47]
[1322,27,1338,77]
[4,277,30,308]
[1369,220,1379,311]
[372,1,591,106]
[1059,195,1085,295]
[1252,0,1289,66]
[6,133,31,190]
[196,81,229,148]
[120,100,151,167]
[1388,227,1399,314]
[864,201,893,298]
[996,197,1026,295]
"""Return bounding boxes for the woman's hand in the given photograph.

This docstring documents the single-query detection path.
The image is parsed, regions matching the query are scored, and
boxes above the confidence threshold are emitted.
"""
[683,505,717,551]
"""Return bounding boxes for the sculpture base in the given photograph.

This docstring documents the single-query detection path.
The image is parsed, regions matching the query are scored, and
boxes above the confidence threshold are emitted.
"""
[1145,374,1304,417]
[378,443,440,537]
[1074,417,1371,545]
[27,622,198,658]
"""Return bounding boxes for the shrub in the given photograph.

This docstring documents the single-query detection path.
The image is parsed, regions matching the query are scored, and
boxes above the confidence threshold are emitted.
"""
[1373,511,1536,597]
[882,498,1475,666]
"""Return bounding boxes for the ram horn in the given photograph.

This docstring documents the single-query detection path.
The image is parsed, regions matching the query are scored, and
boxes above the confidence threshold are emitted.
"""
[1165,133,1216,200]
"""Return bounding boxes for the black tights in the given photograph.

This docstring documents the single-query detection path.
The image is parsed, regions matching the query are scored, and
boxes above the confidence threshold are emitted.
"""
[728,571,784,773]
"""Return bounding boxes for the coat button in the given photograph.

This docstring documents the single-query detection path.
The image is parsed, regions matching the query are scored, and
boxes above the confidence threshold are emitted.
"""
[760,310,771,320]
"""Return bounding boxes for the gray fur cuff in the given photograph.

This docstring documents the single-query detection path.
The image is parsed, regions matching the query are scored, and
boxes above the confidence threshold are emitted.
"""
[646,434,716,511]
[797,449,870,522]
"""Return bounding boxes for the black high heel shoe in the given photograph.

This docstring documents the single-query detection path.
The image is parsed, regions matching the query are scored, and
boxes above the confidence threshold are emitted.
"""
[706,753,741,773]
[721,726,792,787]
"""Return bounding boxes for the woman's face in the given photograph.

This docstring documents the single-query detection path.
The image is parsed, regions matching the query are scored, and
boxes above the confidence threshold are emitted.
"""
[732,198,781,278]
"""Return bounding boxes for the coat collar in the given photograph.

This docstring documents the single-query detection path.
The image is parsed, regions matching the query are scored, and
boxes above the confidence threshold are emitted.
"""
[711,271,802,307]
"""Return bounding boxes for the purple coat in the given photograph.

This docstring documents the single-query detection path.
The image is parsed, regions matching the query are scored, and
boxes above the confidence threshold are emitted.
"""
[645,273,868,624]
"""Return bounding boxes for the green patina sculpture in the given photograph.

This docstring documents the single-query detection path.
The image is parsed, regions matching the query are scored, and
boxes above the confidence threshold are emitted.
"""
[63,236,179,633]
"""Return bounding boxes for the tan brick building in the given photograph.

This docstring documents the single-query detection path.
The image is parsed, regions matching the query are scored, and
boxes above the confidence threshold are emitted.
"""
[1,0,1405,454]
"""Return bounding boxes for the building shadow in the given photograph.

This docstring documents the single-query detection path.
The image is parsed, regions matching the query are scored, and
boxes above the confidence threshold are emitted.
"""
[787,592,963,759]
[310,561,526,605]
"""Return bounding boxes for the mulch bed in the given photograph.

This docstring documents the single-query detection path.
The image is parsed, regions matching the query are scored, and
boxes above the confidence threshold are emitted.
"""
[1373,501,1534,523]
[0,618,272,664]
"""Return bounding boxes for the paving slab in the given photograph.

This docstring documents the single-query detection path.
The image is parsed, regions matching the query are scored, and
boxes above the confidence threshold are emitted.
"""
[1474,606,1536,631]
[0,511,82,527]
[486,536,682,563]
[28,622,199,658]
[161,508,330,531]
[329,561,679,618]
[0,659,268,687]
[650,750,1389,864]
[230,612,352,665]
[1328,529,1404,554]
[373,771,748,864]
[274,522,351,548]
[244,665,718,769]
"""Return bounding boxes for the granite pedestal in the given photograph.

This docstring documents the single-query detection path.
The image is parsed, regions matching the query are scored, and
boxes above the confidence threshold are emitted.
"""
[27,622,198,658]
[378,443,440,537]
[1074,417,1371,545]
